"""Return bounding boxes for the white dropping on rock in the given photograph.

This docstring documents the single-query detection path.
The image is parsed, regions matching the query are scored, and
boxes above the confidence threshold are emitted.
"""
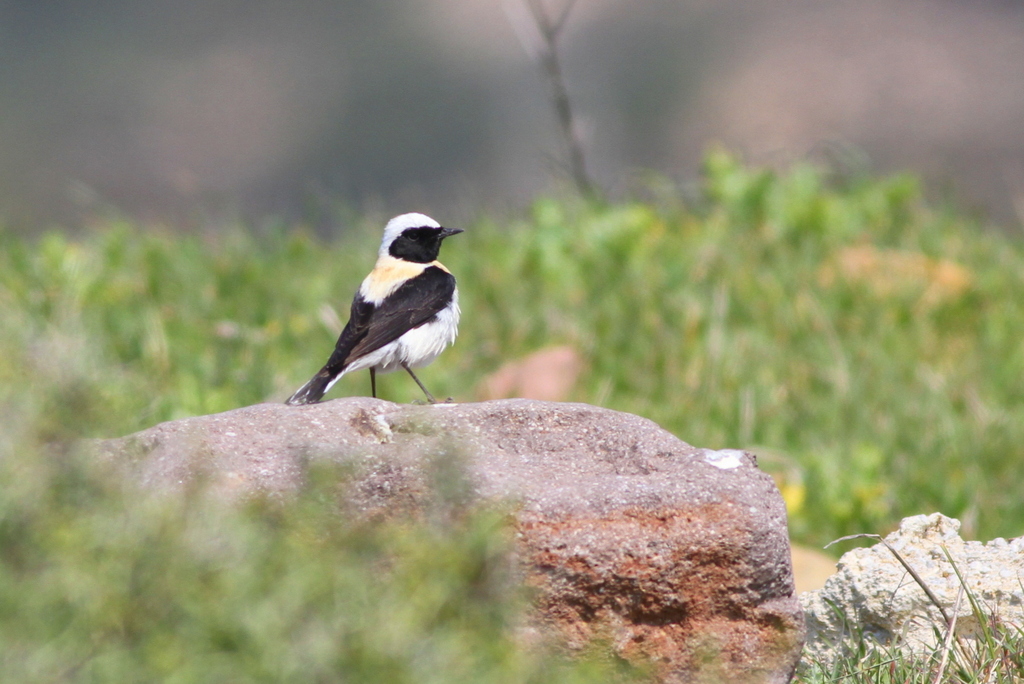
[702,448,746,470]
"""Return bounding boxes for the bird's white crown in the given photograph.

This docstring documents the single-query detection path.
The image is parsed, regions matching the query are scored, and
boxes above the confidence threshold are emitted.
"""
[379,212,441,257]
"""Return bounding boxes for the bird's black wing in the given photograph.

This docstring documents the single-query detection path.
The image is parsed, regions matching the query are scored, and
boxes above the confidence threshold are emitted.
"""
[322,296,376,372]
[347,266,456,360]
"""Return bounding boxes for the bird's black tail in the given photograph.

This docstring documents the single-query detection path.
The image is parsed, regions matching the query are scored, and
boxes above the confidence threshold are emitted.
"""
[285,367,337,405]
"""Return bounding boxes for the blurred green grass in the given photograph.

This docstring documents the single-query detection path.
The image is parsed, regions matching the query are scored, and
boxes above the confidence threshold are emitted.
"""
[2,151,1023,679]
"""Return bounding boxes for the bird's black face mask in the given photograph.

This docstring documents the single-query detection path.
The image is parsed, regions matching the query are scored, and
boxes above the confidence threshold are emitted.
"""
[389,226,461,263]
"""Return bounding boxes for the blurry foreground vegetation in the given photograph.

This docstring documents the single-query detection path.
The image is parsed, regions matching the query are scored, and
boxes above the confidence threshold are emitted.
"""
[0,452,639,682]
[1,152,1023,680]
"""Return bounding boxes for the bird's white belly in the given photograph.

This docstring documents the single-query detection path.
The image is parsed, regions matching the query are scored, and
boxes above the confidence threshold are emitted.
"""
[347,293,460,375]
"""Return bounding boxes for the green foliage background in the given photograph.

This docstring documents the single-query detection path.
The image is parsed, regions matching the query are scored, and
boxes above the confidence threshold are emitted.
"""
[2,152,1023,680]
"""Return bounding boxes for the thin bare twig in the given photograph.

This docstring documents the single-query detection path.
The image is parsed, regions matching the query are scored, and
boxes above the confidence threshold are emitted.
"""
[511,0,598,199]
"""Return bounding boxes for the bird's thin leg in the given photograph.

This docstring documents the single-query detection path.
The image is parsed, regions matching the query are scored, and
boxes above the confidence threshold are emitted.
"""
[401,363,436,403]
[370,368,377,398]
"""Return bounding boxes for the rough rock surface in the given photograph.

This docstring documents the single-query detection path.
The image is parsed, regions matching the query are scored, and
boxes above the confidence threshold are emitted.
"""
[802,513,1024,665]
[99,398,804,683]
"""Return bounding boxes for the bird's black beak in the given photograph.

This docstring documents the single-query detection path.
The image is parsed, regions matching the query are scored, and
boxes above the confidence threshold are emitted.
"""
[439,227,464,239]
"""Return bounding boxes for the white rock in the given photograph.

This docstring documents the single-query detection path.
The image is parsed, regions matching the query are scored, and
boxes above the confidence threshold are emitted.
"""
[801,513,1024,666]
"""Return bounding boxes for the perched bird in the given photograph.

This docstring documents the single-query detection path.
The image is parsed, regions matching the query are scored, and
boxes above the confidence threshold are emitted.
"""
[286,213,462,405]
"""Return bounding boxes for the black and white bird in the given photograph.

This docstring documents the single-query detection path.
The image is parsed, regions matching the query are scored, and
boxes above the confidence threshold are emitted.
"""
[286,213,462,405]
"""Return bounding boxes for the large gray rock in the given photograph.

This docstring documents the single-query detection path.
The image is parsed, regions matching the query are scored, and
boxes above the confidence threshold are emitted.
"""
[802,513,1024,666]
[100,398,804,683]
